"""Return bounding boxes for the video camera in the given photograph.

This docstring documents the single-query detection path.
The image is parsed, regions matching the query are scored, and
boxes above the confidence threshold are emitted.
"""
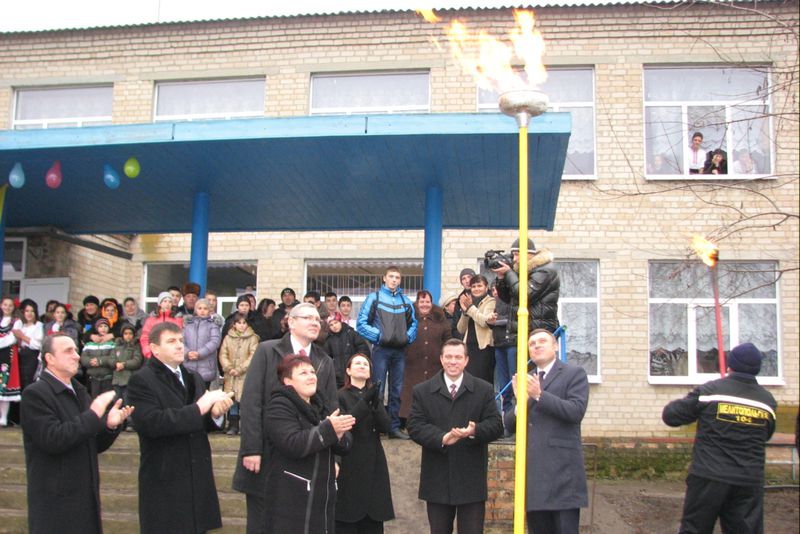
[483,249,514,270]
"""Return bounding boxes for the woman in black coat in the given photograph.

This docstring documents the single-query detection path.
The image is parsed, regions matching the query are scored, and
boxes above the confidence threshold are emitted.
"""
[264,354,353,534]
[336,354,395,534]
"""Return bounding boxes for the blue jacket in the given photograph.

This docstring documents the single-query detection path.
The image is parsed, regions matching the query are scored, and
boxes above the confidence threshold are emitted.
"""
[357,285,417,348]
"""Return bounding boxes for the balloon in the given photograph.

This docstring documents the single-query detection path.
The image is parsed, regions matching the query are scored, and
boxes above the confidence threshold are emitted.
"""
[103,164,121,190]
[123,157,140,178]
[9,163,25,188]
[45,161,62,189]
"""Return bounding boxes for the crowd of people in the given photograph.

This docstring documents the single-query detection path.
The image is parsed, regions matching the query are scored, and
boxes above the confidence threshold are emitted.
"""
[4,236,780,534]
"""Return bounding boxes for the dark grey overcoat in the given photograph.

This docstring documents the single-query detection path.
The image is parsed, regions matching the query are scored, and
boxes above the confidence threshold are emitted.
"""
[232,334,338,496]
[21,372,120,534]
[127,357,223,534]
[504,359,589,511]
[407,370,503,505]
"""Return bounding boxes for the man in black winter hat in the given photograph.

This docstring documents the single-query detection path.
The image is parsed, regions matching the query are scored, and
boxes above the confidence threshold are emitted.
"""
[662,342,777,534]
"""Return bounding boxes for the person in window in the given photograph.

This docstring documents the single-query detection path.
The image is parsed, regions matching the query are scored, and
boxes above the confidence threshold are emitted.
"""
[263,353,354,534]
[648,153,671,174]
[702,148,727,175]
[687,132,705,174]
[732,150,757,174]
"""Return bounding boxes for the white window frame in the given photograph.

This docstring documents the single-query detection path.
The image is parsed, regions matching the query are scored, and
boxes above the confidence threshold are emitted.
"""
[309,71,431,115]
[153,78,265,122]
[12,85,113,129]
[555,259,601,383]
[648,262,782,386]
[476,67,596,180]
[643,65,774,181]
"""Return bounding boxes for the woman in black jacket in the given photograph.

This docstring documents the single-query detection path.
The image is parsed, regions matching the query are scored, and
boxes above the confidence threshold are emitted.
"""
[264,354,354,534]
[336,354,395,534]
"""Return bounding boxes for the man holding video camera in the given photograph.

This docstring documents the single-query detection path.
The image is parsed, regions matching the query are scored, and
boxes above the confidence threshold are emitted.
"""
[490,237,560,337]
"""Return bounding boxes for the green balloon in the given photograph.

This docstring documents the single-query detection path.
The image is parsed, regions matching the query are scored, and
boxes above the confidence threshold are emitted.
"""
[124,157,141,178]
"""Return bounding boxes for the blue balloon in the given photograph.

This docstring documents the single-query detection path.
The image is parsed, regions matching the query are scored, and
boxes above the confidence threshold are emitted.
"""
[9,163,25,188]
[103,164,121,190]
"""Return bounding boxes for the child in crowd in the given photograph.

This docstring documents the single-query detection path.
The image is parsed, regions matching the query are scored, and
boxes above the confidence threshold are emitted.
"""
[183,298,222,390]
[323,312,371,389]
[80,318,117,398]
[218,313,259,435]
[112,323,143,428]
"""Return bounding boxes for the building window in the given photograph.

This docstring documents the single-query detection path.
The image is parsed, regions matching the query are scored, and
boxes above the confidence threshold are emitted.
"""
[306,260,424,317]
[13,86,113,129]
[649,261,780,385]
[554,260,600,381]
[643,66,772,178]
[143,262,257,315]
[154,78,265,121]
[479,258,600,382]
[478,68,596,179]
[310,72,430,115]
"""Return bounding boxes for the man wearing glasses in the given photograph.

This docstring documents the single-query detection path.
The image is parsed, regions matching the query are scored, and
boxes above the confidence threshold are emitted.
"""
[232,302,338,534]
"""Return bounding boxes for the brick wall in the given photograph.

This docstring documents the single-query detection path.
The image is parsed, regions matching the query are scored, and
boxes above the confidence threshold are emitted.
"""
[1,3,797,435]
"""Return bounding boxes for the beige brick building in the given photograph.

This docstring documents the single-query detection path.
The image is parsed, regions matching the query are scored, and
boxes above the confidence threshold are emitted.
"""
[1,1,797,436]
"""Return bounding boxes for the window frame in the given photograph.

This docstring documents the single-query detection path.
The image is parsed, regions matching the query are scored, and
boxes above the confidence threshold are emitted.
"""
[476,67,597,180]
[309,71,431,115]
[554,259,601,383]
[12,85,113,130]
[648,260,783,386]
[153,78,266,122]
[2,237,27,281]
[642,65,774,181]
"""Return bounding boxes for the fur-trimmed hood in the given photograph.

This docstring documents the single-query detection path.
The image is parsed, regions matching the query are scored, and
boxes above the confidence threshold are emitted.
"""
[514,247,554,272]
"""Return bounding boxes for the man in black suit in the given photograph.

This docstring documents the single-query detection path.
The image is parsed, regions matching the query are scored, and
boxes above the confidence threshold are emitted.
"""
[505,329,589,534]
[407,338,503,534]
[233,302,338,534]
[21,332,133,534]
[127,321,233,534]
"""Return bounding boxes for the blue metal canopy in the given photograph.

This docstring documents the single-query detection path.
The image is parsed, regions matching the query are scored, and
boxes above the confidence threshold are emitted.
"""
[0,113,569,234]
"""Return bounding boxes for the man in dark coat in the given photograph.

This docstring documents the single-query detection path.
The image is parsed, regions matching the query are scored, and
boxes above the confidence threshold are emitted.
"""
[127,321,234,534]
[663,342,777,534]
[233,302,338,534]
[407,338,503,534]
[21,332,133,534]
[504,329,589,534]
[493,237,560,334]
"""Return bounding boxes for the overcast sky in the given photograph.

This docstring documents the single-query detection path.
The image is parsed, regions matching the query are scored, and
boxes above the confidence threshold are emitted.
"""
[1,0,544,32]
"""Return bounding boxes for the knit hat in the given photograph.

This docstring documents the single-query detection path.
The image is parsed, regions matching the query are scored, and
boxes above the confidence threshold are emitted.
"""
[182,282,201,296]
[281,287,296,297]
[510,237,537,253]
[727,343,763,375]
[83,295,100,306]
[439,293,459,308]
[94,317,110,330]
[120,323,136,336]
[459,268,476,280]
[157,291,172,305]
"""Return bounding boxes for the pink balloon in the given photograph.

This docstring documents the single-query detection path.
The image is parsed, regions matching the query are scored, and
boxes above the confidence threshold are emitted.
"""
[46,161,62,189]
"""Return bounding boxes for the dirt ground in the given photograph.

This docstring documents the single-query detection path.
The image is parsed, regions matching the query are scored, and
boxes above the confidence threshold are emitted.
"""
[584,479,798,534]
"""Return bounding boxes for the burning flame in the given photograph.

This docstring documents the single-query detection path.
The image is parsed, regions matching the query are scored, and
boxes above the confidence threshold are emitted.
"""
[416,8,441,23]
[691,235,719,267]
[417,8,547,94]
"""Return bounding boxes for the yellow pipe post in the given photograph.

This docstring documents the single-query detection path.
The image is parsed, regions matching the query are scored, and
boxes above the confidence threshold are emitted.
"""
[513,126,530,534]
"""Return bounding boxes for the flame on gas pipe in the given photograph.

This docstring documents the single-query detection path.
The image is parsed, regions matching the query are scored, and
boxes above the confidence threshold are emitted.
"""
[691,235,719,268]
[416,8,547,94]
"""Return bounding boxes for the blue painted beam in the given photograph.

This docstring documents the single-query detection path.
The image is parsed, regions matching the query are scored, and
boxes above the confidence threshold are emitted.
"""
[188,192,210,295]
[423,184,443,304]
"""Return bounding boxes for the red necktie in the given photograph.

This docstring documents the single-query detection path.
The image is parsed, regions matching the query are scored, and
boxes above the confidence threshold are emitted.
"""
[298,349,307,357]
[450,383,457,400]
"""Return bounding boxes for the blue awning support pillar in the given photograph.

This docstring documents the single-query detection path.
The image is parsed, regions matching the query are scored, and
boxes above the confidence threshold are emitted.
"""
[423,184,443,304]
[189,191,210,295]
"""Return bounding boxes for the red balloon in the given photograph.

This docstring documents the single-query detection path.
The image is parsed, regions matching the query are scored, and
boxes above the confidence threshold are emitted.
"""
[46,161,62,189]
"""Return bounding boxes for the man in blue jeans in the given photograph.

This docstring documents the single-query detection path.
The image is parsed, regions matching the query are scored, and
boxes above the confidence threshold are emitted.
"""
[357,266,417,439]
